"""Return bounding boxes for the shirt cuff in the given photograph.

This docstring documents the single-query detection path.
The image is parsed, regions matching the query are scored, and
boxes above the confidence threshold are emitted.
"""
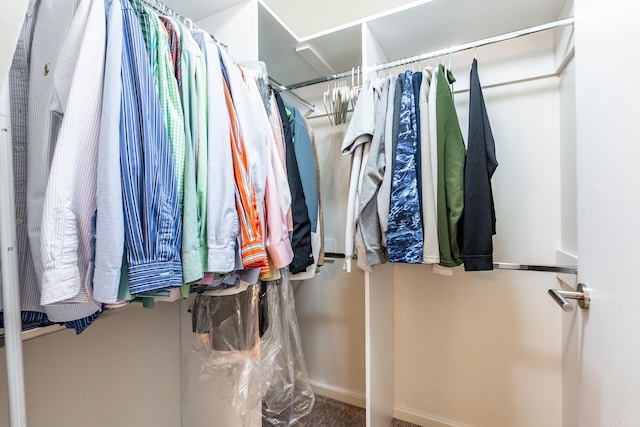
[207,245,237,273]
[128,260,183,294]
[41,264,82,305]
[92,266,123,304]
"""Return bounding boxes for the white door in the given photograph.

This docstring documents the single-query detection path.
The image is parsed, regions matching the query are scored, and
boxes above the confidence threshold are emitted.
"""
[572,0,640,426]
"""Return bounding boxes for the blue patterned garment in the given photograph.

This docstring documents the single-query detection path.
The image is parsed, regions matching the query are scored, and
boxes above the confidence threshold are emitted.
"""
[387,71,424,263]
[120,0,183,294]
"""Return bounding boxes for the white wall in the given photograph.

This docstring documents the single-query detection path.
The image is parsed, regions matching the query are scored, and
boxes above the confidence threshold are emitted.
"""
[559,55,579,427]
[0,1,27,88]
[196,0,258,63]
[392,75,563,427]
[0,304,182,427]
[185,3,263,426]
[285,83,368,404]
[287,34,565,427]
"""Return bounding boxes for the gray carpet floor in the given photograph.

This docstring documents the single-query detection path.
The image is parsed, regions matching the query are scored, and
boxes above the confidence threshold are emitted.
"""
[289,395,422,427]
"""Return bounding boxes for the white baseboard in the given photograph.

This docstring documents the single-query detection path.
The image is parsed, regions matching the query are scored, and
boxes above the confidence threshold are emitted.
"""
[309,381,470,427]
[393,406,467,427]
[309,380,366,409]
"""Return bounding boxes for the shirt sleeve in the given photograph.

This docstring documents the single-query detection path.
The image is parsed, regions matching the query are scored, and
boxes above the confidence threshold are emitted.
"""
[200,38,239,272]
[358,79,390,266]
[93,0,125,304]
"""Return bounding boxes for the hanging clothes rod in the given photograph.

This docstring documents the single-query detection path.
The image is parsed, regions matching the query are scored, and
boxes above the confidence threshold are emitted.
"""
[324,253,577,274]
[282,69,362,91]
[374,17,574,72]
[1,79,27,427]
[493,262,577,275]
[268,77,316,112]
[285,17,574,91]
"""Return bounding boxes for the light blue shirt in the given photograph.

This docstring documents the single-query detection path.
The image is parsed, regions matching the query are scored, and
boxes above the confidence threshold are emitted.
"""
[191,30,239,273]
[286,103,319,233]
[93,0,124,304]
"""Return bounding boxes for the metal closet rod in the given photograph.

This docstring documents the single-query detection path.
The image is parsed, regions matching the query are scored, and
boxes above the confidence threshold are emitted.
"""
[324,253,577,274]
[269,77,316,112]
[285,16,574,91]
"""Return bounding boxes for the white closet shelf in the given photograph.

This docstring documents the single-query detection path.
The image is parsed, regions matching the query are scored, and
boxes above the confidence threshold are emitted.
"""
[257,0,568,88]
[0,303,140,348]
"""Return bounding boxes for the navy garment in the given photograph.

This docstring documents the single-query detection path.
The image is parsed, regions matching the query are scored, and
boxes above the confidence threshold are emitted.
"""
[390,74,403,174]
[411,71,423,213]
[286,102,319,234]
[462,59,498,271]
[0,310,101,335]
[387,71,424,263]
[273,92,313,274]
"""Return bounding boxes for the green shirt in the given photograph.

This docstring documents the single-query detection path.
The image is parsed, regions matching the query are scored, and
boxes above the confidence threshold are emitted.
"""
[193,45,209,273]
[168,18,202,290]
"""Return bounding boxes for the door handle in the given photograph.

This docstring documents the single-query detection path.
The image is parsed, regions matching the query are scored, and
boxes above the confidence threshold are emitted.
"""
[548,283,590,312]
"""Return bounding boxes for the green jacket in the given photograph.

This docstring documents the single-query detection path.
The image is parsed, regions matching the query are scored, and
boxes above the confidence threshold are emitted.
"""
[436,65,466,267]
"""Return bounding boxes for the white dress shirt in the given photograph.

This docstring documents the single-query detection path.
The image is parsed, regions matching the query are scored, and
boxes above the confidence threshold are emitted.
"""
[32,0,105,318]
[2,0,45,317]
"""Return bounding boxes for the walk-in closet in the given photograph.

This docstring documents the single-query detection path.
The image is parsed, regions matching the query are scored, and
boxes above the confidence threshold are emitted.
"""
[1,0,640,426]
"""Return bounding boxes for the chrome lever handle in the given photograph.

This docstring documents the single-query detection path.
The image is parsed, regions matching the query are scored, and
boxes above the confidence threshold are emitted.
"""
[548,289,574,312]
[548,283,590,312]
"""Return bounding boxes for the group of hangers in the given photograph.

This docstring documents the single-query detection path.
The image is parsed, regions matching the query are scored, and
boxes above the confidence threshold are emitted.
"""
[323,66,361,126]
[141,0,228,51]
[317,47,483,125]
[375,52,457,79]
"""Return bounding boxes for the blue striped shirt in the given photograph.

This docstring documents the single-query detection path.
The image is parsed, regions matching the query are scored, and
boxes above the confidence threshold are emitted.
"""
[0,310,101,334]
[120,0,183,294]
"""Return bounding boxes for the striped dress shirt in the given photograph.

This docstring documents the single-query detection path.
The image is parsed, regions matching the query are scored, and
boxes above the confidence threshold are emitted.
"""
[218,49,271,275]
[26,0,101,323]
[222,78,269,271]
[132,0,186,205]
[3,0,47,324]
[240,67,293,272]
[39,0,107,306]
[120,0,183,294]
[2,0,100,333]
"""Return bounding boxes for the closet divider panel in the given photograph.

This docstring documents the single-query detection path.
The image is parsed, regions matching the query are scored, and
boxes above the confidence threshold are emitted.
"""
[195,0,259,63]
[180,2,262,427]
[361,22,395,427]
